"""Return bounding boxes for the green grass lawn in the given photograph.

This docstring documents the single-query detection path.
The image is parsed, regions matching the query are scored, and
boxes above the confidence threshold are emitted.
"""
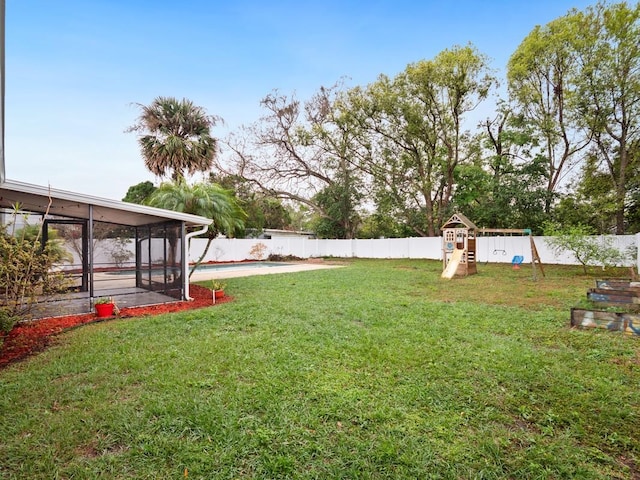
[1,259,638,479]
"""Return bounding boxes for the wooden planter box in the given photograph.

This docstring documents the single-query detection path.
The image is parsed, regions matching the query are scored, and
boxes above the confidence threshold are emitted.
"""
[596,279,640,289]
[571,308,640,336]
[587,288,640,304]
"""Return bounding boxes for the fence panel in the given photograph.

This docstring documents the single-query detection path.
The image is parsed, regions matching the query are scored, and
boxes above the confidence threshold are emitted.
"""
[88,234,638,268]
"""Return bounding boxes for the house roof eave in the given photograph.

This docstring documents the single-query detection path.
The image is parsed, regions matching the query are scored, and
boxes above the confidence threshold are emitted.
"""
[0,179,213,227]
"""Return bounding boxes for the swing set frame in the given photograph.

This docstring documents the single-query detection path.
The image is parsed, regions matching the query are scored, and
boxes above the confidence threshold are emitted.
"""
[478,228,545,280]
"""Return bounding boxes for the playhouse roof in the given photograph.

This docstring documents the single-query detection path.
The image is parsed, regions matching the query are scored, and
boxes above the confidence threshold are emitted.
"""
[441,213,477,231]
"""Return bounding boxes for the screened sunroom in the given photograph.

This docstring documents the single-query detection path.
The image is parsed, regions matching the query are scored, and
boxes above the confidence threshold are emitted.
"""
[0,179,212,318]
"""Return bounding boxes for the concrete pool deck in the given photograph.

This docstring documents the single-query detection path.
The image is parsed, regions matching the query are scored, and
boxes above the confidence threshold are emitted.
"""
[187,261,345,282]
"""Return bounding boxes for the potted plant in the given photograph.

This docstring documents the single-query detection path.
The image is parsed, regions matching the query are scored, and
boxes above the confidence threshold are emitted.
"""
[210,280,226,301]
[94,297,116,318]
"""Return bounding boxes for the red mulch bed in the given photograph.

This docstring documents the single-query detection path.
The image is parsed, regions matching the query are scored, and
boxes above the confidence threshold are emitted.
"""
[0,284,232,369]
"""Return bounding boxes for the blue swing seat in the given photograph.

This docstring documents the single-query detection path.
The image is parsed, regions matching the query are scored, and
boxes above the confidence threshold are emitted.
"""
[511,255,524,266]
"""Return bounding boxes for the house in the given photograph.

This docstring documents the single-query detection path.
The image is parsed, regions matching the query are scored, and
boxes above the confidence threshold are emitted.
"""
[0,3,211,316]
[247,228,315,240]
[0,179,212,316]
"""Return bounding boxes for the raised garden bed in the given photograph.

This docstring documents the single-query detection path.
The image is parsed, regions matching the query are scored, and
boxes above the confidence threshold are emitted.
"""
[572,279,640,337]
[571,307,640,336]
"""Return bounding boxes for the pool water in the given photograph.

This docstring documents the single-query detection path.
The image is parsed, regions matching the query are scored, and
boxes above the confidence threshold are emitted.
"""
[107,261,290,275]
[195,261,289,271]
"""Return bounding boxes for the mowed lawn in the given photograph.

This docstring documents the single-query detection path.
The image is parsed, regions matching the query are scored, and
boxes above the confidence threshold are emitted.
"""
[1,259,638,479]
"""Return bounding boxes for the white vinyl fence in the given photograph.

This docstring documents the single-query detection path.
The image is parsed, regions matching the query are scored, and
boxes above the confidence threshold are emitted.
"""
[188,234,640,270]
[83,234,640,271]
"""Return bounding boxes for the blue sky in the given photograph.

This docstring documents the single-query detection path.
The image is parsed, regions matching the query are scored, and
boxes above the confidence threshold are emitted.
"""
[5,0,595,200]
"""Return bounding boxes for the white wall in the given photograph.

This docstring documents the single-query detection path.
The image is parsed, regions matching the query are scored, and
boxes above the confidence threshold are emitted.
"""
[65,234,639,268]
[189,234,638,267]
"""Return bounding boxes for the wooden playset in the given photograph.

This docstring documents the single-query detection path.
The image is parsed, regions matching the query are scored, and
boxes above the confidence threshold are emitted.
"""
[440,213,544,279]
[440,213,477,279]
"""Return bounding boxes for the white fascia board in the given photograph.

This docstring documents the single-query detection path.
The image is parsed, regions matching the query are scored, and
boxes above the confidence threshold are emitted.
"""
[0,179,213,227]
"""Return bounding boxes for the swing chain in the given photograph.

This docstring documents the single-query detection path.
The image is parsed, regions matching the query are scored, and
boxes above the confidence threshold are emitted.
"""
[492,235,507,255]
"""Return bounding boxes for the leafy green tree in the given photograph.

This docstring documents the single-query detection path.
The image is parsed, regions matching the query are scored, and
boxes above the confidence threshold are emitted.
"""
[554,151,619,233]
[310,181,362,239]
[572,1,640,233]
[210,174,291,235]
[145,180,246,277]
[626,139,640,232]
[453,106,551,233]
[346,44,495,236]
[287,204,314,233]
[508,11,591,212]
[128,97,221,182]
[357,213,414,239]
[555,138,640,234]
[123,181,157,204]
[543,221,625,273]
[510,2,640,232]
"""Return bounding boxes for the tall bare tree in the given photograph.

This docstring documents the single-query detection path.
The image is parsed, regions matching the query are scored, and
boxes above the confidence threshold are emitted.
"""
[222,83,365,238]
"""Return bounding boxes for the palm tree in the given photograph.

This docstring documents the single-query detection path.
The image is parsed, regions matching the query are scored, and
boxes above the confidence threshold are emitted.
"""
[146,181,246,278]
[129,97,221,182]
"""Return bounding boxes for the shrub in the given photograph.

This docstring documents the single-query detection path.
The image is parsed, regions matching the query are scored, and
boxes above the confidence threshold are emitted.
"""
[267,253,303,261]
[0,307,16,334]
[209,280,226,291]
[543,221,626,273]
[0,206,72,332]
[108,237,134,268]
[249,242,268,260]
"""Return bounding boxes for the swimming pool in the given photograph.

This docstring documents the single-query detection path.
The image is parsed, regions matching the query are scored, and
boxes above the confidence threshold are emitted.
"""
[194,261,290,271]
[107,261,291,276]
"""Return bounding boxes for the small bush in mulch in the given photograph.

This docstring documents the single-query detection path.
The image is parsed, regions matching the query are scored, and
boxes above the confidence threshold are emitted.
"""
[267,253,304,261]
[0,284,231,368]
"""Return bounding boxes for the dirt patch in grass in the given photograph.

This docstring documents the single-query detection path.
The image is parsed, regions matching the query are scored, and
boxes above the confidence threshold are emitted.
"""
[422,263,627,310]
[0,284,232,368]
[618,455,640,479]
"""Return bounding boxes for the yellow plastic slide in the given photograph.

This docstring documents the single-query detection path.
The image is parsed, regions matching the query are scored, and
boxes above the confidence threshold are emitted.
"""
[441,248,466,279]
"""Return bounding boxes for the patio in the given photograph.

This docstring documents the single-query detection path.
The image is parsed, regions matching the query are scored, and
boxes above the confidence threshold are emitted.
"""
[28,262,344,319]
[0,179,213,319]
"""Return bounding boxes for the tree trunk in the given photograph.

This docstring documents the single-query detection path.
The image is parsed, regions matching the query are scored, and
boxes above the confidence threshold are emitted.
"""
[615,186,625,235]
[188,237,214,279]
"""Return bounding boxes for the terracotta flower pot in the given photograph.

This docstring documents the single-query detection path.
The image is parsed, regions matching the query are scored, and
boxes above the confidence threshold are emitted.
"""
[95,303,115,318]
[214,290,225,299]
